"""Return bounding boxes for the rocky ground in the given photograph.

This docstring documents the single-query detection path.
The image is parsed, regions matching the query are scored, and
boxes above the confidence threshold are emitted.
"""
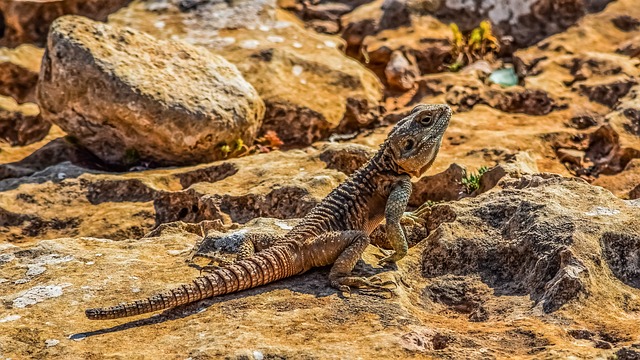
[1,0,640,359]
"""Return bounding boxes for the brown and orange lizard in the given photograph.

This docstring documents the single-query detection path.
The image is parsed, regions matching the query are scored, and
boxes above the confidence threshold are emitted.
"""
[85,103,452,320]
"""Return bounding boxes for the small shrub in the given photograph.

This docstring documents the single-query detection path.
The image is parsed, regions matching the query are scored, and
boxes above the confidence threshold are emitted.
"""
[462,165,489,193]
[448,20,500,71]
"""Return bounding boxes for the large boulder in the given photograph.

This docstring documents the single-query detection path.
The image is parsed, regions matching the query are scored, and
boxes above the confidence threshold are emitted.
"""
[36,16,265,167]
[108,0,383,146]
[0,0,132,47]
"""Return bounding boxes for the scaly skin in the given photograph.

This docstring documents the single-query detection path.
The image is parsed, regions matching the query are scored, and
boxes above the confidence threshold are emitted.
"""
[85,104,452,320]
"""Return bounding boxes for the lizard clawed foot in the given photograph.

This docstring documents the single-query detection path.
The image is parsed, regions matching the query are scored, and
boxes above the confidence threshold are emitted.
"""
[186,253,232,273]
[331,276,396,299]
[400,211,426,227]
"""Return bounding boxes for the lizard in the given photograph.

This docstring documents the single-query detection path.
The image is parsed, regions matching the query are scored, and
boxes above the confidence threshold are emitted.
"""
[85,103,452,320]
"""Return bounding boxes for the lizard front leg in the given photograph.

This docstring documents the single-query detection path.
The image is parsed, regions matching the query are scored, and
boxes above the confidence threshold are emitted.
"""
[379,177,412,265]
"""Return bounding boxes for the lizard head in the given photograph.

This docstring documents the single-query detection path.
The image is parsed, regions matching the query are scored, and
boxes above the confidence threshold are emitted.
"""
[385,103,452,178]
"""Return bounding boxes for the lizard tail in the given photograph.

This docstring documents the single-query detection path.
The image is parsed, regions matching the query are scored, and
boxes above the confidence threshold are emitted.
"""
[85,246,300,320]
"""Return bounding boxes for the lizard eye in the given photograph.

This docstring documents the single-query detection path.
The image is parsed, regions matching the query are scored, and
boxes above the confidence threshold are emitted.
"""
[420,115,433,126]
[404,139,415,151]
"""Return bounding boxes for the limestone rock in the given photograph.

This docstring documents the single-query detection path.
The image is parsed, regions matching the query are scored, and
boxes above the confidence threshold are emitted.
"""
[36,16,264,167]
[341,0,411,58]
[316,142,376,175]
[342,1,451,82]
[3,175,639,359]
[109,0,383,146]
[433,0,613,48]
[0,45,43,103]
[515,0,640,75]
[0,0,132,47]
[420,175,640,312]
[0,95,50,146]
[154,150,346,225]
[384,50,419,91]
[409,163,466,206]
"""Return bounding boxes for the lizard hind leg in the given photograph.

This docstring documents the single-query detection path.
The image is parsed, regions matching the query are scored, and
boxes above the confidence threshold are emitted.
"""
[188,232,285,273]
[325,231,395,297]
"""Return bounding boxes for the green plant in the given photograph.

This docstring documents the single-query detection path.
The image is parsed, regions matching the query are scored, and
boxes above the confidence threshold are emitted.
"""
[217,130,285,159]
[462,165,489,193]
[448,20,500,71]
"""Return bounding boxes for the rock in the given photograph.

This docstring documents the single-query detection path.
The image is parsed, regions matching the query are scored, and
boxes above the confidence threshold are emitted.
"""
[0,0,132,47]
[577,76,637,107]
[617,346,640,360]
[341,0,412,58]
[154,150,346,225]
[0,45,43,103]
[384,50,419,91]
[420,175,640,313]
[411,72,558,115]
[485,88,558,115]
[2,174,639,358]
[0,137,100,182]
[316,142,376,175]
[556,148,586,167]
[617,34,640,58]
[36,16,264,167]
[0,95,50,146]
[189,217,300,266]
[592,159,640,199]
[433,0,614,48]
[475,152,539,194]
[409,163,466,206]
[360,15,452,83]
[515,0,640,75]
[109,0,383,146]
[0,162,97,193]
[423,275,491,315]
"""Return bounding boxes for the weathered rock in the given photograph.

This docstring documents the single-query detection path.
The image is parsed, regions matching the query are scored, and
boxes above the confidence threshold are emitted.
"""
[341,0,411,58]
[341,1,451,82]
[2,175,638,359]
[592,155,640,200]
[36,16,264,167]
[0,95,50,146]
[0,137,100,182]
[409,163,466,206]
[109,0,383,146]
[433,0,613,49]
[154,150,346,225]
[316,142,375,175]
[0,0,132,47]
[515,0,640,75]
[420,175,640,312]
[362,16,451,85]
[474,151,539,194]
[616,346,640,360]
[384,50,419,91]
[409,73,559,115]
[617,34,640,58]
[578,76,638,107]
[0,45,43,103]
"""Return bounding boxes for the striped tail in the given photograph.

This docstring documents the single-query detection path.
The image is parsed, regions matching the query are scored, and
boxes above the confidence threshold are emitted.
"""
[85,246,300,320]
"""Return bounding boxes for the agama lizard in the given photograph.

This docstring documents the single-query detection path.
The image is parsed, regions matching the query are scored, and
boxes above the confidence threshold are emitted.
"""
[85,103,452,320]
